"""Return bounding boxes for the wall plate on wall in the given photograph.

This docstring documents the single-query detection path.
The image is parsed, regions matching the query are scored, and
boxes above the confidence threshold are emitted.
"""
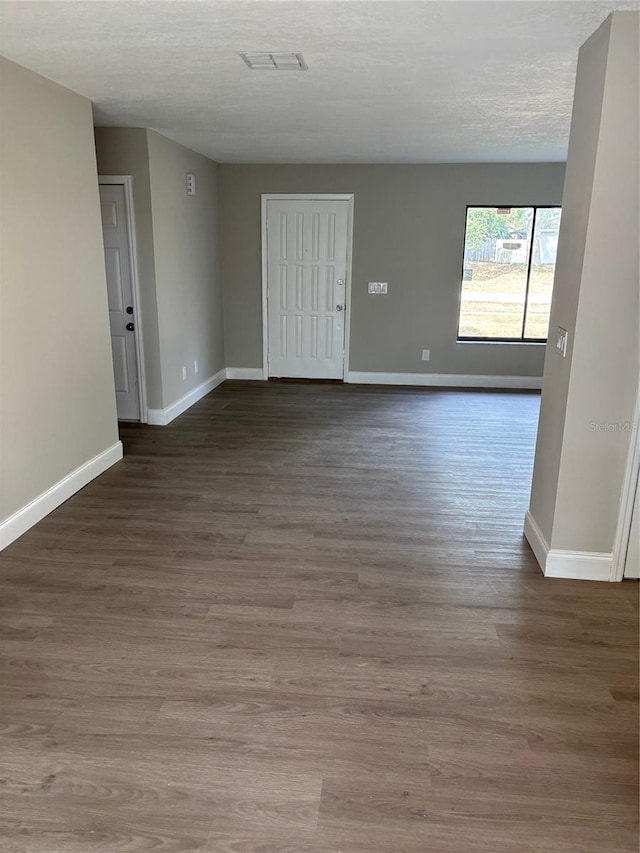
[556,326,568,357]
[368,281,388,294]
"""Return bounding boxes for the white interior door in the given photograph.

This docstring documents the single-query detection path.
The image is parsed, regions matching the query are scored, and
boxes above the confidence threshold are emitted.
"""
[99,183,141,421]
[266,198,349,379]
[624,471,639,578]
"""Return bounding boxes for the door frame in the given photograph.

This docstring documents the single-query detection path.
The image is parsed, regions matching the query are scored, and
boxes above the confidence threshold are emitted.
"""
[611,379,640,580]
[261,193,355,381]
[98,175,147,423]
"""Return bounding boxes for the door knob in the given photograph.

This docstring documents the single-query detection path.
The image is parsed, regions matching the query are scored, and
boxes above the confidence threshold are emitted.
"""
[126,322,135,331]
[125,306,134,315]
[336,305,344,312]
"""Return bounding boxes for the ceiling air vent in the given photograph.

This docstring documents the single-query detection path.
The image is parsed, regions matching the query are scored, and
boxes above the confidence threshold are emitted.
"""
[240,52,307,71]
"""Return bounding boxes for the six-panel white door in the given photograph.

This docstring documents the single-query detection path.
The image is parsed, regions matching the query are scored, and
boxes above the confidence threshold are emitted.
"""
[266,199,349,379]
[99,183,141,421]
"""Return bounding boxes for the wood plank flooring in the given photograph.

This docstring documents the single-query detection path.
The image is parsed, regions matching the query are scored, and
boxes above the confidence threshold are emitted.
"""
[0,381,638,852]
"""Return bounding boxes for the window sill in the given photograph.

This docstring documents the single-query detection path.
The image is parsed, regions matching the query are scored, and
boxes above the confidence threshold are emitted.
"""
[456,339,547,346]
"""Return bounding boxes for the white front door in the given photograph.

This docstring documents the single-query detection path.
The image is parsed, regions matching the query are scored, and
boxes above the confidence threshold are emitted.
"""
[99,183,141,421]
[265,198,349,379]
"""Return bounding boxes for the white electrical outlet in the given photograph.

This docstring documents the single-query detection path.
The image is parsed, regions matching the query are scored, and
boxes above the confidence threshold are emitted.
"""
[194,359,199,374]
[182,366,187,381]
[556,327,568,357]
[421,349,430,361]
[368,281,388,294]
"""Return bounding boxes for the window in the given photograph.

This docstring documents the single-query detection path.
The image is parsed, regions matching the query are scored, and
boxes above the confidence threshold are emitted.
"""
[458,206,561,342]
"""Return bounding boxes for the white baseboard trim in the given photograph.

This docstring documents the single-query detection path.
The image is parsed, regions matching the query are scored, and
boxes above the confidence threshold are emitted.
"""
[545,550,613,581]
[225,367,265,380]
[216,369,540,389]
[147,368,226,426]
[0,441,123,551]
[523,511,549,573]
[524,511,614,581]
[345,371,542,389]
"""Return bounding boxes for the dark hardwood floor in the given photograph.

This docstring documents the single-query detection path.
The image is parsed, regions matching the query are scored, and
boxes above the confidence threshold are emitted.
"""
[1,381,638,852]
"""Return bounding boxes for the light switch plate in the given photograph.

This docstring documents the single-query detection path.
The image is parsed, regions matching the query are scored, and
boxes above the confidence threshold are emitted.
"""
[556,326,568,357]
[368,281,388,294]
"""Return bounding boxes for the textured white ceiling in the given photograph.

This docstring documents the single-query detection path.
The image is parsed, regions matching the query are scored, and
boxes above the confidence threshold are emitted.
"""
[0,0,638,163]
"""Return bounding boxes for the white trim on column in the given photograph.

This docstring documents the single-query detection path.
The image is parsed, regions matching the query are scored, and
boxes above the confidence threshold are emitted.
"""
[523,511,549,572]
[225,368,266,380]
[98,175,148,423]
[147,369,226,426]
[545,550,613,581]
[346,371,542,389]
[611,381,640,581]
[524,511,613,582]
[261,195,269,381]
[0,442,123,550]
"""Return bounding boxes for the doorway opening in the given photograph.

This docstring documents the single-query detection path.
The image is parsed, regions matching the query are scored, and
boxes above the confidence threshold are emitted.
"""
[99,176,147,422]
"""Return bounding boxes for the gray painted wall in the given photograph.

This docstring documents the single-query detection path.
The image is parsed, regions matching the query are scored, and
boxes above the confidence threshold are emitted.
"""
[218,163,565,374]
[0,57,118,521]
[148,131,225,407]
[528,11,639,554]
